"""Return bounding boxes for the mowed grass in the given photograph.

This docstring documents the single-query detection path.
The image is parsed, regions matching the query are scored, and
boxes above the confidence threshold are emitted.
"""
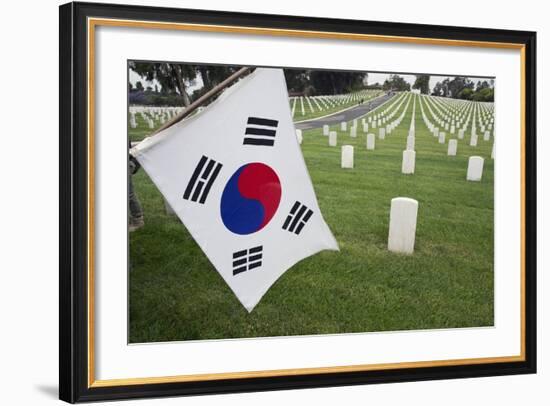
[128,95,494,343]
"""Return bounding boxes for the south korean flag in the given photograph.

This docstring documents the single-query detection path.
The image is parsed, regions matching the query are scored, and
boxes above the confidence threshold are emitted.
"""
[132,68,339,312]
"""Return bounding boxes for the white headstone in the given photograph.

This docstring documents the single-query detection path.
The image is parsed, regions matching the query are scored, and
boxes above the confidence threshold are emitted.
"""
[372,120,377,129]
[447,139,457,156]
[350,126,357,138]
[296,129,303,145]
[401,150,416,174]
[484,131,490,141]
[366,133,375,150]
[491,143,495,159]
[341,121,347,131]
[341,145,354,169]
[434,127,439,137]
[329,131,337,147]
[388,197,418,255]
[470,133,478,147]
[406,135,415,151]
[323,124,329,136]
[458,129,465,139]
[379,127,386,140]
[363,123,369,133]
[467,156,484,181]
[438,132,446,144]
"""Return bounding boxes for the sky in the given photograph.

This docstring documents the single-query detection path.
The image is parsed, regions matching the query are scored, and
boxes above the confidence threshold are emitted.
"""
[129,67,492,94]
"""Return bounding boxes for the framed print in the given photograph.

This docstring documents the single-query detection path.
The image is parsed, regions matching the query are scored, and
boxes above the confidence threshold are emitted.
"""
[59,1,537,403]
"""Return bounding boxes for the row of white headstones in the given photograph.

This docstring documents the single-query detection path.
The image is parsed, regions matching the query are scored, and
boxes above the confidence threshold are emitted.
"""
[129,106,185,129]
[295,92,495,254]
[290,89,380,118]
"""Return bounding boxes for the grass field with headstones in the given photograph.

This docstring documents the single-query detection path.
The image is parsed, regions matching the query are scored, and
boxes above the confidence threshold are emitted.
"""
[128,92,494,343]
[290,89,382,122]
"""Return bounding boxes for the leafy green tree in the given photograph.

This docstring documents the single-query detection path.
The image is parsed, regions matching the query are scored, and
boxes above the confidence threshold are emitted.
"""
[308,70,366,95]
[130,62,197,106]
[195,65,239,90]
[284,69,310,94]
[446,77,474,98]
[383,74,411,91]
[130,62,241,106]
[476,80,490,92]
[457,88,474,100]
[473,87,494,102]
[135,81,144,92]
[412,75,430,94]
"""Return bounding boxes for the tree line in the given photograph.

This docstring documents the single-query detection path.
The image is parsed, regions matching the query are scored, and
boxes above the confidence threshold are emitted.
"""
[411,74,494,101]
[128,62,494,105]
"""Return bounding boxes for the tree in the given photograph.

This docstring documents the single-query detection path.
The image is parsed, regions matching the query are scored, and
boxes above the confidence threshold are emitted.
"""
[195,65,238,90]
[129,62,242,106]
[383,74,411,91]
[446,77,474,98]
[412,75,430,94]
[457,88,474,100]
[284,69,310,94]
[476,80,490,92]
[473,87,494,102]
[130,62,196,106]
[135,81,144,92]
[311,70,366,95]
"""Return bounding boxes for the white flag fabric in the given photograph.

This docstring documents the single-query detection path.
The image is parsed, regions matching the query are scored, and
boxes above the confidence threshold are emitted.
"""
[131,68,339,311]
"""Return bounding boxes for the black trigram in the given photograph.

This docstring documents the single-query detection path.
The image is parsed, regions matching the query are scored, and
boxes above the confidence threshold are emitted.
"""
[243,117,278,147]
[282,201,314,235]
[232,245,263,275]
[183,155,222,204]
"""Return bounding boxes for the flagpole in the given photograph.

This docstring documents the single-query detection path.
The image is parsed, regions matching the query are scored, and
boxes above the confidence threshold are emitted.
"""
[152,67,253,135]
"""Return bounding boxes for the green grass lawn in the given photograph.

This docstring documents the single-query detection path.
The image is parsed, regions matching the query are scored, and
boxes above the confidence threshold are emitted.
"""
[128,95,494,343]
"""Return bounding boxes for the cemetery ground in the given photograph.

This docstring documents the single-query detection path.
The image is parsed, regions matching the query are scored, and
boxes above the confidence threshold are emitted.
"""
[128,96,494,343]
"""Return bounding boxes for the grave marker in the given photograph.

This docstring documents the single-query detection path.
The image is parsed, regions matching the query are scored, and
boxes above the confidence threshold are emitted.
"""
[366,133,375,150]
[329,131,337,147]
[402,150,416,174]
[296,129,303,145]
[447,139,457,156]
[406,135,415,151]
[467,156,484,181]
[388,197,418,255]
[341,145,354,169]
